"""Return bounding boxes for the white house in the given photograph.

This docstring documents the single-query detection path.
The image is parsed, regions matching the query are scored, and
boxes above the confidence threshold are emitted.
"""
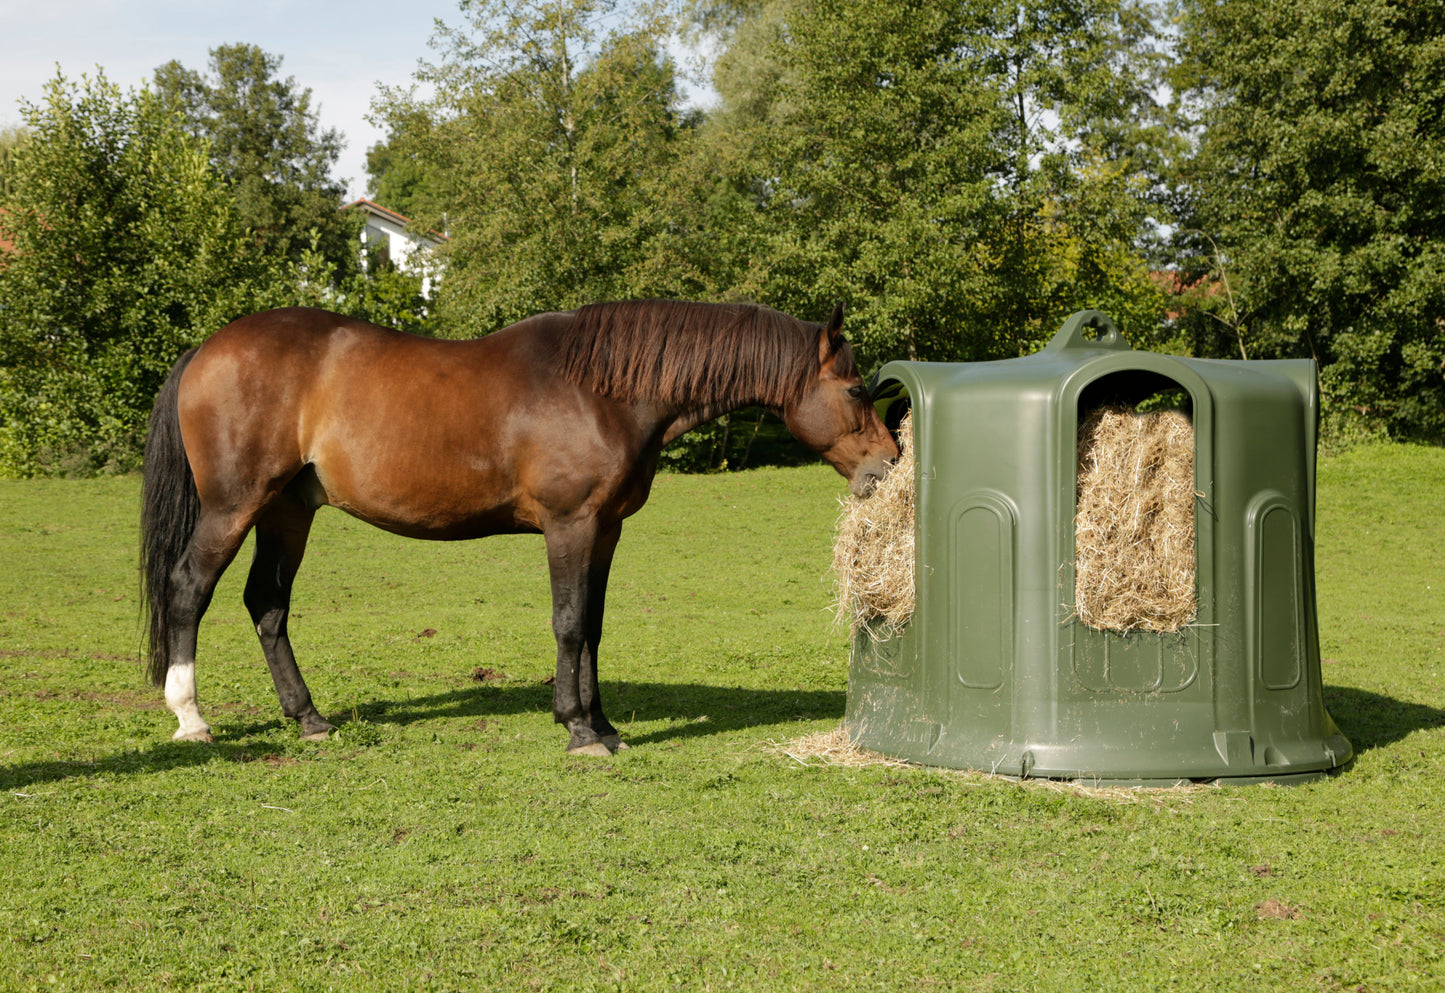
[345,199,446,298]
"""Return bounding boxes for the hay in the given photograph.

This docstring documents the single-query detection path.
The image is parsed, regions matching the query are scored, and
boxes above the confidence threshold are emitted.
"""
[767,727,1219,803]
[831,402,1197,639]
[832,411,915,637]
[1073,405,1197,634]
[765,727,913,769]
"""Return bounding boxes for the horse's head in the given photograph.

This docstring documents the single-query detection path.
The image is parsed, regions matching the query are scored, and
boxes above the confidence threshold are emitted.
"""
[783,304,899,497]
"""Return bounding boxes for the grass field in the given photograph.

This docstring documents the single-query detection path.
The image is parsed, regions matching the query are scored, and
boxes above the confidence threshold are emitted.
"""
[1,445,1442,992]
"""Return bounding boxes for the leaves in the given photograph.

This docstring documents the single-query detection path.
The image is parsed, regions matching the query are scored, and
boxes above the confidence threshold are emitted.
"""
[5,2,1440,476]
[692,0,1172,366]
[372,0,1171,359]
[1174,0,1445,440]
[0,71,288,476]
[154,44,360,272]
[373,0,707,335]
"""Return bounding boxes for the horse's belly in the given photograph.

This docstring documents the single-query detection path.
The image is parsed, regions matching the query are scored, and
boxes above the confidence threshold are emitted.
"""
[342,502,539,541]
[307,450,540,540]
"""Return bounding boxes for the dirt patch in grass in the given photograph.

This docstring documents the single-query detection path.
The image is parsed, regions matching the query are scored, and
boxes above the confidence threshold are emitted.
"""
[1254,898,1300,920]
[0,649,138,662]
[25,687,166,710]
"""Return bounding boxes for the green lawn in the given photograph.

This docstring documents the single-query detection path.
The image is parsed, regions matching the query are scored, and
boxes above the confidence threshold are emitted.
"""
[1,446,1441,992]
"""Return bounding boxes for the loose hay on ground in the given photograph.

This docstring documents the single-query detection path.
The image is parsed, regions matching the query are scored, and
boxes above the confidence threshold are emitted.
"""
[832,411,915,637]
[766,727,914,769]
[767,727,1217,803]
[1073,405,1197,634]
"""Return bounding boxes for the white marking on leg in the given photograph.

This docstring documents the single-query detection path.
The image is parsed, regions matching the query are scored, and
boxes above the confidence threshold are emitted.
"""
[165,661,212,741]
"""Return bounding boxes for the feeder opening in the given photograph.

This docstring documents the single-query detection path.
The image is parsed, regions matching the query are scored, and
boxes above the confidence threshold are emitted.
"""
[1073,374,1198,635]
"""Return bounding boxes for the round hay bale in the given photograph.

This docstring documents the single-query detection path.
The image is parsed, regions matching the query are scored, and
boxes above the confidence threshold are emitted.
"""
[1073,405,1197,634]
[832,411,915,637]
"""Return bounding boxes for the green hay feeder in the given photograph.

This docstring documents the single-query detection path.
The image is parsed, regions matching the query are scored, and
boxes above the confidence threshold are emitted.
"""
[847,311,1352,784]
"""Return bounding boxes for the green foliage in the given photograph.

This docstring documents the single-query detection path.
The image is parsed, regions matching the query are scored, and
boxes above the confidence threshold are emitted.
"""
[153,44,361,273]
[280,233,434,335]
[3,2,1439,477]
[657,408,811,472]
[1,452,1443,991]
[695,0,1172,367]
[364,106,439,224]
[1173,0,1445,441]
[368,0,1172,367]
[0,71,286,476]
[374,0,709,336]
[0,64,434,476]
[0,126,26,199]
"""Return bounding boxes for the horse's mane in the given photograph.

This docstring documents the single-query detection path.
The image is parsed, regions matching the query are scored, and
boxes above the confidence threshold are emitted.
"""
[555,299,857,409]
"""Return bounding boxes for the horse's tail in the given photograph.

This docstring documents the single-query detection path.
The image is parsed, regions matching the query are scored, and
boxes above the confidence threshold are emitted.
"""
[140,348,200,687]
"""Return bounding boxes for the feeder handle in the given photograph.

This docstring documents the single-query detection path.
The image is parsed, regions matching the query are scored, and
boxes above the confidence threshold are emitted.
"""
[1045,310,1132,352]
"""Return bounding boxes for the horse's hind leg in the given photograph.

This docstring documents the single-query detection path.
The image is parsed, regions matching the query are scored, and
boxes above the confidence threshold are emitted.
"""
[165,511,251,742]
[244,490,334,740]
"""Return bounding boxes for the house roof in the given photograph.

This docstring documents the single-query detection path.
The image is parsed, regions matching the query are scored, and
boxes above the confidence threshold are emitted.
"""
[344,198,447,244]
[1150,269,1225,322]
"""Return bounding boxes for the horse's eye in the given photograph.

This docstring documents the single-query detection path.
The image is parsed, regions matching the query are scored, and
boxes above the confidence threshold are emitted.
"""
[846,384,868,401]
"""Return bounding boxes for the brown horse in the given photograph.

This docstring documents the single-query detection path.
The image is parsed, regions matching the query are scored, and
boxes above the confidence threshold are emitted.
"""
[140,300,897,755]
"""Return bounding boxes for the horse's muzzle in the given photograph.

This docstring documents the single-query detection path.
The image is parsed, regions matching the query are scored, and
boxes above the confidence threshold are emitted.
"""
[850,456,895,498]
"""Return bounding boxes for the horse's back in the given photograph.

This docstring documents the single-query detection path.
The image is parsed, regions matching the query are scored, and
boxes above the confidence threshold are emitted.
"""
[180,310,502,527]
[174,307,647,539]
[191,307,473,376]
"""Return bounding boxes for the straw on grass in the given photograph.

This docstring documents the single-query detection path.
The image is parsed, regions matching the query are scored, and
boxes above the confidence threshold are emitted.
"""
[765,727,913,769]
[767,727,1218,803]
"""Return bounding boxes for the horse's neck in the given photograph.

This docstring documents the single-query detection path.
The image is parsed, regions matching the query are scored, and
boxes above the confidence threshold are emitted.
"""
[660,398,758,446]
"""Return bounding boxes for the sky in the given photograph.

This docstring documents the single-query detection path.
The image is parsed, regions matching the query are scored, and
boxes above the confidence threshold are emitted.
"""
[0,0,473,202]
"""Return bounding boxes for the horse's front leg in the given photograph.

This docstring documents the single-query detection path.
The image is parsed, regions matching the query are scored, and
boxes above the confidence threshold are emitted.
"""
[545,521,623,756]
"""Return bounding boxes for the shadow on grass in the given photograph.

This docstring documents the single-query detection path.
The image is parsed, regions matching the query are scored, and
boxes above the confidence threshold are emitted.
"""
[1324,685,1445,753]
[0,679,845,790]
[11,681,1430,790]
[346,679,842,741]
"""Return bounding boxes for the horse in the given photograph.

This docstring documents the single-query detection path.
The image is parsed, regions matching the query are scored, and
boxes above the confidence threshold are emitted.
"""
[140,300,898,755]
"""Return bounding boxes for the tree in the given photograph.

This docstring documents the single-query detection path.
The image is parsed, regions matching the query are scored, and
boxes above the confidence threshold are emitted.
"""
[364,105,441,224]
[693,0,1171,367]
[0,126,26,199]
[154,44,360,272]
[285,231,435,336]
[1173,0,1445,440]
[0,71,284,475]
[373,0,708,335]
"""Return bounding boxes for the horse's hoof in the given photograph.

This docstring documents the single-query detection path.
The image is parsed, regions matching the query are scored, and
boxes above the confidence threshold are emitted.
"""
[297,715,336,740]
[601,735,629,752]
[568,741,613,758]
[173,729,213,743]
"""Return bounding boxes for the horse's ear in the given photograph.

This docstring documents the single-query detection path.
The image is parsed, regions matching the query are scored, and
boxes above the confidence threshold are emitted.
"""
[818,302,845,364]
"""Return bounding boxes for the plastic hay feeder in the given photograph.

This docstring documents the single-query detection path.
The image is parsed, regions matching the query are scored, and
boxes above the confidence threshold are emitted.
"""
[844,311,1352,785]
